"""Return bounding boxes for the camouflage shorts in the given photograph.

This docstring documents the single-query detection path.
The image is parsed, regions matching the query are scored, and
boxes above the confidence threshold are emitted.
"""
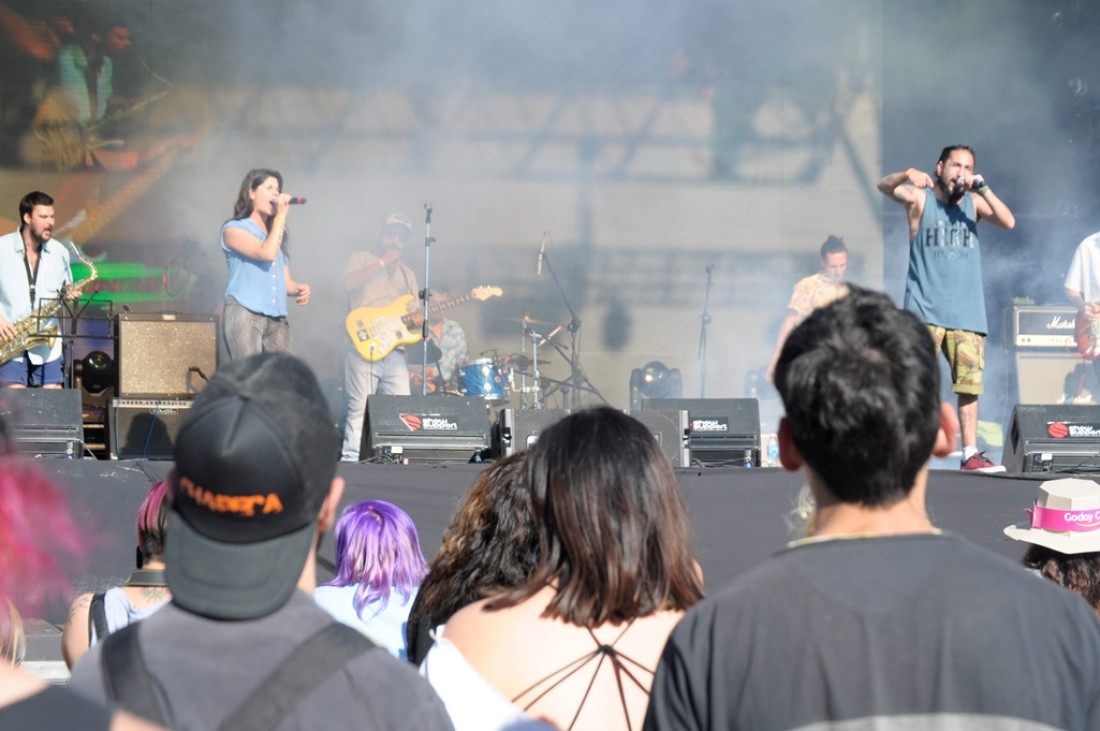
[927,326,984,395]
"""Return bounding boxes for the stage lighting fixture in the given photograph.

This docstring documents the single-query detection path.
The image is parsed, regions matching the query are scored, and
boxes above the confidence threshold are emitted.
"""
[80,350,114,394]
[629,360,682,410]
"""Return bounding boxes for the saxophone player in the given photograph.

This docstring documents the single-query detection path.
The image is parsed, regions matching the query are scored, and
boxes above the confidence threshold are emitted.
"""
[0,191,79,388]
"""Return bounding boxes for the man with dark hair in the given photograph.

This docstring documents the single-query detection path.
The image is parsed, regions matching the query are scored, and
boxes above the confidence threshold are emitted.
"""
[645,287,1100,731]
[0,190,75,387]
[69,353,452,731]
[878,145,1015,471]
[765,234,848,382]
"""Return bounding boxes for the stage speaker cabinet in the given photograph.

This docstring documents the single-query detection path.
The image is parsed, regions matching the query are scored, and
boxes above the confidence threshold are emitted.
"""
[493,409,571,458]
[628,409,690,468]
[1,389,83,458]
[1014,351,1095,405]
[643,398,761,467]
[109,398,193,460]
[116,313,219,399]
[363,395,490,464]
[1003,404,1100,474]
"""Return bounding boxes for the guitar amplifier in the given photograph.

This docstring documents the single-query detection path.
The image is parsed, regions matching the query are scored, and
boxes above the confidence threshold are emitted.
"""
[363,395,490,463]
[109,398,193,460]
[643,398,760,467]
[1011,305,1077,348]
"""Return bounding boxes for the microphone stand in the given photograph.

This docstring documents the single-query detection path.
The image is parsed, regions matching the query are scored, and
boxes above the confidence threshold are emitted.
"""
[419,204,434,395]
[698,264,714,398]
[540,247,609,409]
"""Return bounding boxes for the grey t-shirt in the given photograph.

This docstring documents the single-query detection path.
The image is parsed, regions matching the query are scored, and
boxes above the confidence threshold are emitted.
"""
[70,590,454,731]
[645,533,1100,731]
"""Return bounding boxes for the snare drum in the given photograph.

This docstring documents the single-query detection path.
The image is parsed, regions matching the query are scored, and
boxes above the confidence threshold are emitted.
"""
[458,358,507,401]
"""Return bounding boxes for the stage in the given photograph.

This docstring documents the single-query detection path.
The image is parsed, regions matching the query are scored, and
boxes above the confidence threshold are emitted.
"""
[39,457,1050,613]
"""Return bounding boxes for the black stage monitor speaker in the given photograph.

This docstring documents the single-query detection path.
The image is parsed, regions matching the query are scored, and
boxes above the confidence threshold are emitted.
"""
[1003,404,1100,474]
[493,409,571,458]
[1,389,84,458]
[643,397,760,467]
[116,313,218,399]
[109,398,193,460]
[363,395,490,463]
[629,409,690,468]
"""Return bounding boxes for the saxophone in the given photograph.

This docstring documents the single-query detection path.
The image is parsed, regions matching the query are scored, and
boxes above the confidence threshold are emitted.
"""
[0,242,98,365]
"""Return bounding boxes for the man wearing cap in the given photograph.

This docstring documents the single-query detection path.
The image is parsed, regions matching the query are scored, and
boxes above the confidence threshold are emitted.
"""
[341,212,421,462]
[69,353,453,731]
[645,286,1100,731]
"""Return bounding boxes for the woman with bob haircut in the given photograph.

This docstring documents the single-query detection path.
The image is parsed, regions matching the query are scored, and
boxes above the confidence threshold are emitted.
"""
[420,406,705,731]
[315,499,428,660]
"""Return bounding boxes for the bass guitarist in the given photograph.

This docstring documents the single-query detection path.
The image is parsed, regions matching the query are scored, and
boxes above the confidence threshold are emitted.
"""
[341,212,423,461]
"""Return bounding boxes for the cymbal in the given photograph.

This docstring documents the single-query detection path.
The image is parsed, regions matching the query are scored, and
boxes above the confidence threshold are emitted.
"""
[505,354,549,369]
[496,315,552,326]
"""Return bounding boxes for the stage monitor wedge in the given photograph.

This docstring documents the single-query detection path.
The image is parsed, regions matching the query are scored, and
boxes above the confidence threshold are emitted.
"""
[1,389,84,458]
[363,394,490,464]
[643,398,760,467]
[493,409,571,458]
[1003,404,1100,474]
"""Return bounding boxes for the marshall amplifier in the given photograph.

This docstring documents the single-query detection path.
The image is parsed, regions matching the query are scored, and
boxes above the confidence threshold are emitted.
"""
[1008,305,1092,404]
[1003,404,1100,474]
[363,395,490,464]
[643,398,760,467]
[1011,305,1077,348]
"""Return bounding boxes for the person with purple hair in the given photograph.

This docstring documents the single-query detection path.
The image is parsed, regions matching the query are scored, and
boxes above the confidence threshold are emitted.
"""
[315,499,428,660]
[61,480,171,668]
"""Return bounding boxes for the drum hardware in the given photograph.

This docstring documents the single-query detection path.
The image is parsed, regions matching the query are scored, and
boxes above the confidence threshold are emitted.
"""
[495,315,553,326]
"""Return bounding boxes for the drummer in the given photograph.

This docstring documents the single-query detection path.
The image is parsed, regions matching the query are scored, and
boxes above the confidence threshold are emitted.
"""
[409,281,468,394]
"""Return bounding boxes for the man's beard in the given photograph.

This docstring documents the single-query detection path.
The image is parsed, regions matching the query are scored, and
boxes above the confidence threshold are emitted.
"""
[938,178,964,205]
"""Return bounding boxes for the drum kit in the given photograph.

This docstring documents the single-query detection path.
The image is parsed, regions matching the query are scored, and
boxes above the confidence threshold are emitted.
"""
[408,314,554,407]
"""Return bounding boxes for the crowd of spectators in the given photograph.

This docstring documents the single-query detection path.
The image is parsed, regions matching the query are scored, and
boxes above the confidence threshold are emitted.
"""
[9,287,1100,730]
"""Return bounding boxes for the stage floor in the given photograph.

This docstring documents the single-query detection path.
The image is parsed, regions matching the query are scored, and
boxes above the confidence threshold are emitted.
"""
[21,457,1055,668]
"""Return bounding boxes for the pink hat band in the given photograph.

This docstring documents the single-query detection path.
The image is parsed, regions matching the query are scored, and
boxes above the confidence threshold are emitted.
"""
[1029,503,1100,533]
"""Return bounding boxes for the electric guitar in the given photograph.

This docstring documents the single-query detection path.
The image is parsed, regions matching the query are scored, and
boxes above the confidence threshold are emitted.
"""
[1076,311,1100,361]
[346,286,502,362]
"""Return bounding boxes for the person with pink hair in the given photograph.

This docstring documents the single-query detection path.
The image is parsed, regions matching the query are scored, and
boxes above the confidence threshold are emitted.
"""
[315,499,428,660]
[61,480,172,667]
[0,429,164,729]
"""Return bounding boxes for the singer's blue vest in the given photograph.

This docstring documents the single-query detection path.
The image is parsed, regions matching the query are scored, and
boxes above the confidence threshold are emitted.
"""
[903,188,986,335]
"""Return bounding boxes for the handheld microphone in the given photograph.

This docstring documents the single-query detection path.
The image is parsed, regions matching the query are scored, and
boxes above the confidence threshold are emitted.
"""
[954,177,984,191]
[285,196,307,205]
[537,231,547,277]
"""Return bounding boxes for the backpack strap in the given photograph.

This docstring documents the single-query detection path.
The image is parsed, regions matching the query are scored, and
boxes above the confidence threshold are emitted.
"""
[99,623,171,726]
[216,622,377,731]
[88,591,109,643]
[125,569,167,587]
